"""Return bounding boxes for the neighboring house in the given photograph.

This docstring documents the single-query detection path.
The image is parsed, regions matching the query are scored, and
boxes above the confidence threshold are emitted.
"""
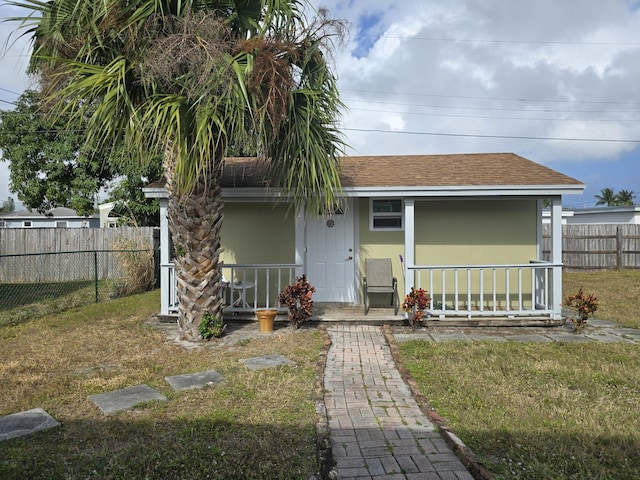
[98,202,120,228]
[144,153,584,322]
[0,207,100,228]
[541,209,574,224]
[564,205,640,225]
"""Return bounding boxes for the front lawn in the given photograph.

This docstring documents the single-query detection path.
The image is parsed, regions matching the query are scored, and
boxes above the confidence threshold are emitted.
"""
[395,270,640,479]
[0,290,324,480]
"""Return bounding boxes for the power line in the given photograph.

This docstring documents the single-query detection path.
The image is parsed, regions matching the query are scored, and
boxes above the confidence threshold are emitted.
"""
[342,127,640,143]
[361,34,640,47]
[344,97,640,114]
[346,106,640,122]
[341,88,640,106]
[0,87,22,96]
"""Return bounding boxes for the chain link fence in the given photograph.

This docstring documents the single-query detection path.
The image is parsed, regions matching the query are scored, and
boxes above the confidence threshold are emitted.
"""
[0,249,159,326]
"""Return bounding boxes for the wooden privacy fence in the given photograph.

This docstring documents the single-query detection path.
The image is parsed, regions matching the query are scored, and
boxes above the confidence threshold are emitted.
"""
[0,227,158,255]
[0,227,160,284]
[542,224,640,270]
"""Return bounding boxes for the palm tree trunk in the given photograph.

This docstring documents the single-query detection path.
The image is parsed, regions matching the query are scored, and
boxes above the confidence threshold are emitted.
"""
[166,159,224,341]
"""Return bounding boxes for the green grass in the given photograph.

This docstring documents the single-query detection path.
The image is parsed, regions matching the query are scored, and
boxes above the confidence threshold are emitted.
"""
[0,290,324,479]
[563,270,640,329]
[0,280,124,327]
[396,270,640,479]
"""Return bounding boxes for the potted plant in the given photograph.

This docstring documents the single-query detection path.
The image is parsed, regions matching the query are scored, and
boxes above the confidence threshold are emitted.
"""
[255,308,278,333]
[278,274,316,329]
[563,288,598,333]
[402,287,431,328]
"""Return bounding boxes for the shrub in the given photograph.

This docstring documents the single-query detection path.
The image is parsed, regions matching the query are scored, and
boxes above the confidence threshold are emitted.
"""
[564,288,598,333]
[278,274,316,329]
[112,238,155,295]
[199,311,226,339]
[402,287,431,327]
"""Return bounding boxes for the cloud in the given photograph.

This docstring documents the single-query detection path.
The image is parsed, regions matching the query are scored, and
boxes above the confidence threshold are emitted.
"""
[317,0,640,167]
[0,1,638,206]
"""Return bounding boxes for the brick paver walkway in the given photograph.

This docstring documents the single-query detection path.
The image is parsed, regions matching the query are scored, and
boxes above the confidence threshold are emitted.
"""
[324,325,473,480]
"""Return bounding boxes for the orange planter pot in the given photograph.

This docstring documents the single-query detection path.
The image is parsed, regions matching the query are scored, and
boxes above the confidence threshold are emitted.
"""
[255,309,278,333]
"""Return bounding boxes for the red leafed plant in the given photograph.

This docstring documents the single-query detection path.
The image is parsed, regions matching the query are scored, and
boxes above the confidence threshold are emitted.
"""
[564,288,598,333]
[278,274,316,329]
[402,287,431,327]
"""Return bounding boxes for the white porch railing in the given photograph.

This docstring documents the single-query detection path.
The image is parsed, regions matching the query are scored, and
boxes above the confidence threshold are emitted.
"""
[163,263,300,314]
[408,261,561,319]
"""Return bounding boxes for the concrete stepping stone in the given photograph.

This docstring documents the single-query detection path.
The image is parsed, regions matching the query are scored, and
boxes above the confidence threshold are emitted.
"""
[547,333,594,343]
[606,328,640,341]
[506,334,552,343]
[239,354,295,371]
[430,332,472,342]
[89,385,166,414]
[165,370,224,391]
[586,333,636,344]
[393,333,433,343]
[468,334,508,342]
[0,408,60,442]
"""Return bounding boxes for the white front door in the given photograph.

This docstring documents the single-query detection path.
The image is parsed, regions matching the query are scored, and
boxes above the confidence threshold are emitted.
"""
[305,199,356,302]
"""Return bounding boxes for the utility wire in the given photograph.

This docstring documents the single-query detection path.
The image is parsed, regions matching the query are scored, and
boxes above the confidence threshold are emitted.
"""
[341,88,640,106]
[346,106,640,122]
[363,34,640,47]
[342,127,640,143]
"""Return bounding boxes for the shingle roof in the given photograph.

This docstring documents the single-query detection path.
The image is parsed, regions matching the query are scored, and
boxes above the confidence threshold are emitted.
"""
[144,153,583,191]
[337,153,583,187]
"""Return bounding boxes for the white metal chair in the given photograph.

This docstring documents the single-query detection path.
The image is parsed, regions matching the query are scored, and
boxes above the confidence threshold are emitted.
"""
[363,258,398,315]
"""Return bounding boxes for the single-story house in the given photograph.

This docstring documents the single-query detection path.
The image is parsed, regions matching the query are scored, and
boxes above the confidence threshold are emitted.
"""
[564,205,640,225]
[144,153,584,323]
[0,207,100,228]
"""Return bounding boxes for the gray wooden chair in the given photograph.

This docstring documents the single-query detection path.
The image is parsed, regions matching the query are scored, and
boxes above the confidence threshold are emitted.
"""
[363,258,398,315]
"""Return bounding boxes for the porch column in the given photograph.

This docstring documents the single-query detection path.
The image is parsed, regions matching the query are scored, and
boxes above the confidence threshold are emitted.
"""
[159,197,170,316]
[536,199,543,260]
[294,204,305,277]
[551,196,563,319]
[404,199,415,294]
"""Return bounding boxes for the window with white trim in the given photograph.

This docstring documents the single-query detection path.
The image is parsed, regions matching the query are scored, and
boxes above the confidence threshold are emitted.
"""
[55,221,68,228]
[370,198,403,231]
[23,221,32,228]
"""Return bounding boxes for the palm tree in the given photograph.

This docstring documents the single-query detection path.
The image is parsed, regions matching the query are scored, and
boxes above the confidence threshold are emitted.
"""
[615,189,635,206]
[9,0,346,340]
[594,187,618,206]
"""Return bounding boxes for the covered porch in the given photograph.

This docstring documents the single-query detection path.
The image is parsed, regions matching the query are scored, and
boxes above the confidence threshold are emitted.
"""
[145,154,582,325]
[159,258,563,324]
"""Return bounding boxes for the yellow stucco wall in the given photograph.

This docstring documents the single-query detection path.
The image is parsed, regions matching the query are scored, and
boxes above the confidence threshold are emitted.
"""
[414,199,537,265]
[358,198,539,309]
[220,202,294,264]
[220,202,294,306]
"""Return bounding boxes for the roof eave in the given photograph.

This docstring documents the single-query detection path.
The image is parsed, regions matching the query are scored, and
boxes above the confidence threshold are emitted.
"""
[341,184,586,197]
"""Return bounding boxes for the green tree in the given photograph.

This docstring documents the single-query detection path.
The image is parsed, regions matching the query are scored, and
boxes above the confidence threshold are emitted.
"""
[10,0,346,340]
[615,189,635,206]
[594,187,618,206]
[0,90,161,221]
[0,90,111,215]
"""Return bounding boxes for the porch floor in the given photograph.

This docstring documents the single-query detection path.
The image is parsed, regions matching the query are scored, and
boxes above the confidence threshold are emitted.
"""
[209,302,563,327]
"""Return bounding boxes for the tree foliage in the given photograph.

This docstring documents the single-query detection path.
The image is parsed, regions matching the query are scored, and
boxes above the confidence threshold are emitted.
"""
[594,187,636,206]
[8,0,346,340]
[0,89,161,222]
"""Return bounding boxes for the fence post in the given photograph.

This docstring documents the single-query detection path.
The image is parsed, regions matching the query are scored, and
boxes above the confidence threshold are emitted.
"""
[94,251,99,302]
[616,226,623,271]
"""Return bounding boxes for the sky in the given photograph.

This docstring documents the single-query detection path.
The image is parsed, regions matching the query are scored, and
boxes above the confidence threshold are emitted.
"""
[1,0,640,209]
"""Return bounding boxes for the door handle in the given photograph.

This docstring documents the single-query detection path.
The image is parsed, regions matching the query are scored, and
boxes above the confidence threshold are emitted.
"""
[346,256,353,260]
